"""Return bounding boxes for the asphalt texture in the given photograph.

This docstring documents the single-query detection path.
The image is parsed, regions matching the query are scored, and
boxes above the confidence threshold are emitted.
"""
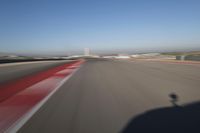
[17,59,200,133]
[0,60,72,84]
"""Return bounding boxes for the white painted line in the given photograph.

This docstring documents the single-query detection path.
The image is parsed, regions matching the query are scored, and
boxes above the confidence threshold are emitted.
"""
[19,77,62,95]
[5,64,83,133]
[55,69,73,75]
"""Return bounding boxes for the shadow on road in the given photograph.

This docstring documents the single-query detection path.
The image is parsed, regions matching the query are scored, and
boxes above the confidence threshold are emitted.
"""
[121,94,200,133]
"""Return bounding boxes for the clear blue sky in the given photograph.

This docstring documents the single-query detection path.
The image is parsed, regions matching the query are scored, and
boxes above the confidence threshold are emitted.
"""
[0,0,200,55]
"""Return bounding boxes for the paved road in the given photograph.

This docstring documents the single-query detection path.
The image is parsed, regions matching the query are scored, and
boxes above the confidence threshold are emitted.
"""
[18,59,200,133]
[0,60,72,84]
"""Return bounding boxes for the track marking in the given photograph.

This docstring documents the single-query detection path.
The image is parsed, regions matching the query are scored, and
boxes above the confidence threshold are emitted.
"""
[6,65,82,133]
[0,60,84,133]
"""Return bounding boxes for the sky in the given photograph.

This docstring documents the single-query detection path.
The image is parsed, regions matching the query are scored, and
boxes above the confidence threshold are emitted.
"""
[0,0,200,55]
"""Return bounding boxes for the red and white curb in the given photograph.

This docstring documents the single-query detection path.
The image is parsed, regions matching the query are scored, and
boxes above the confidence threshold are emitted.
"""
[0,60,84,133]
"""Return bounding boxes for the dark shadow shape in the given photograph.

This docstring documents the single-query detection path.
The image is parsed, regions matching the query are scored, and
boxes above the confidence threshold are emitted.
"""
[121,101,200,133]
[169,93,179,106]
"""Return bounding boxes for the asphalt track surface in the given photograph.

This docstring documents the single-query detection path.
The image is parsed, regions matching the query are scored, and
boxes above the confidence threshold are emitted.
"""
[13,59,200,133]
[0,60,72,84]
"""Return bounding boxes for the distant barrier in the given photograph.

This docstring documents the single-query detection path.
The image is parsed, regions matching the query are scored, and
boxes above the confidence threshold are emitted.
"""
[176,55,200,61]
[0,59,72,64]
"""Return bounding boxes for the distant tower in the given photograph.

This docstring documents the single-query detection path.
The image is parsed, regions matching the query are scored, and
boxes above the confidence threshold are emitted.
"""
[84,48,90,56]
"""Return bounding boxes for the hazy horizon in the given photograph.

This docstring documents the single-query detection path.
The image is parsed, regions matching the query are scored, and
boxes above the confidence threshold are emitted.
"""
[1,46,200,57]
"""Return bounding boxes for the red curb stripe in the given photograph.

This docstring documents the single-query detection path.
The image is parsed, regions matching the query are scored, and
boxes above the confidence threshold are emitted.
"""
[0,60,84,132]
[0,78,61,132]
[0,61,79,102]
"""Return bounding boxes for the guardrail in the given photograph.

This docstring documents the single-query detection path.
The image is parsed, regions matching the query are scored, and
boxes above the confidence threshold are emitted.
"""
[176,55,200,61]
